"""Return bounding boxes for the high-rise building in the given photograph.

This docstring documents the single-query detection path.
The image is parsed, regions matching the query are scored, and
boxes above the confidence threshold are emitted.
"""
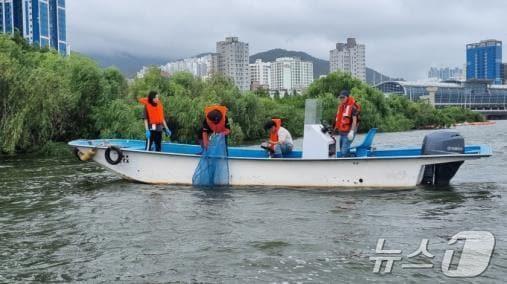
[466,39,502,84]
[503,63,507,84]
[270,57,313,92]
[1,0,13,34]
[0,0,67,55]
[138,54,219,80]
[161,54,217,79]
[428,67,464,81]
[329,38,366,82]
[216,37,250,91]
[249,59,271,90]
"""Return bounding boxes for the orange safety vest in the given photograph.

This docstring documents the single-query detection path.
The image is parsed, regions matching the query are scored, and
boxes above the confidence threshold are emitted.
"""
[204,105,228,133]
[335,96,360,133]
[269,118,282,143]
[139,98,165,125]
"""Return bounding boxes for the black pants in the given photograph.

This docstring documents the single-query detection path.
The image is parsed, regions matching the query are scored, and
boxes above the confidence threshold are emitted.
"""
[147,130,162,152]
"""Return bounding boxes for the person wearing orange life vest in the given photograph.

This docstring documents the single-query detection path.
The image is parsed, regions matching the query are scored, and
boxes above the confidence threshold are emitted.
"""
[138,91,171,152]
[263,118,293,158]
[334,89,360,157]
[201,105,230,150]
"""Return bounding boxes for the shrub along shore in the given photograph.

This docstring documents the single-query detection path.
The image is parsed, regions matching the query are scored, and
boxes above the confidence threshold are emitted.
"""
[0,35,484,155]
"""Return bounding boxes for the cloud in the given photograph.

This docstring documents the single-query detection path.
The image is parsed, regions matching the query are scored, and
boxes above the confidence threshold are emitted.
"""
[67,0,507,79]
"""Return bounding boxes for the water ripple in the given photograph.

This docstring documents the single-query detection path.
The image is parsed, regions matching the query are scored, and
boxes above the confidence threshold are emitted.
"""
[0,121,506,282]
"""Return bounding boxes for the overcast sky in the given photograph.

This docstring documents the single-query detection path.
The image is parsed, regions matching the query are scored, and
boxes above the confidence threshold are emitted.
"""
[67,0,507,80]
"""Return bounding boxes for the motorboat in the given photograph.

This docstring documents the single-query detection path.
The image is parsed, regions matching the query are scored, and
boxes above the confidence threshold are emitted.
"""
[69,99,491,188]
[68,128,491,188]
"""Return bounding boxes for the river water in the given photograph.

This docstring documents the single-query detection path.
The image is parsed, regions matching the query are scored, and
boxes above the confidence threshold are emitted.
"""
[1,121,506,283]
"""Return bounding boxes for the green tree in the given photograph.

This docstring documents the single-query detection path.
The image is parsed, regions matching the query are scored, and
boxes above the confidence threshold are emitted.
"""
[273,90,280,100]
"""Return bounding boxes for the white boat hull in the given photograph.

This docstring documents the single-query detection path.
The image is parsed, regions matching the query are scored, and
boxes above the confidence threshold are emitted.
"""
[75,146,485,188]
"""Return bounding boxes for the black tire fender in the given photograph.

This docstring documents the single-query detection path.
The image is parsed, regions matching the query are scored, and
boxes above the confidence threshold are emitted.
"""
[105,146,123,165]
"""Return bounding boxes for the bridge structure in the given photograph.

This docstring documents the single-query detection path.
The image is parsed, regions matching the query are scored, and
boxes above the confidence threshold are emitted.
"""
[375,80,507,119]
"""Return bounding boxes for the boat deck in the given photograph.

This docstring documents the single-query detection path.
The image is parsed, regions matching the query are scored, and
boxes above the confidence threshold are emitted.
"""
[68,139,490,159]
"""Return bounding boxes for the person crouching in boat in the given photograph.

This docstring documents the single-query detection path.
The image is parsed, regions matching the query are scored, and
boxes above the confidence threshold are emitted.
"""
[201,105,230,150]
[334,89,360,157]
[262,118,293,158]
[138,91,171,152]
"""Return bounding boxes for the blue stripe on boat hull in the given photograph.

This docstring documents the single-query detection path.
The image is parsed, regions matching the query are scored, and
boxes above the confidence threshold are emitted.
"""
[67,139,491,160]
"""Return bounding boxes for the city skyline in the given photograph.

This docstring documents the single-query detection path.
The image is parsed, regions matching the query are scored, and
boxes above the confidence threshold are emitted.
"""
[427,66,464,81]
[65,0,507,80]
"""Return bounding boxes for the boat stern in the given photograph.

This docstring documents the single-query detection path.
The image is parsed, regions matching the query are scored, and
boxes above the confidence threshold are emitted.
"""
[418,131,481,186]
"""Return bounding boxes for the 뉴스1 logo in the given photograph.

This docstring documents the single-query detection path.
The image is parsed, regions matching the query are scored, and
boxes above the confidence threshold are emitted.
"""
[442,231,495,277]
[369,231,495,277]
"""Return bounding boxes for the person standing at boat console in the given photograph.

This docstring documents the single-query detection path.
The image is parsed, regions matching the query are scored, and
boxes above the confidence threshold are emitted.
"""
[263,118,293,158]
[334,90,361,157]
[138,91,171,152]
[201,105,230,150]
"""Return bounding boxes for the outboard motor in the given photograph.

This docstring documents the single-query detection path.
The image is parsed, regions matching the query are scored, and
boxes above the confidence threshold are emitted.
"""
[421,131,465,186]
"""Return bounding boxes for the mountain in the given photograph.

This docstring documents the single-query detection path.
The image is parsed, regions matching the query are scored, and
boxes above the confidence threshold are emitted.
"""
[249,49,397,84]
[86,48,398,83]
[192,52,214,58]
[86,52,170,78]
[250,48,329,79]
